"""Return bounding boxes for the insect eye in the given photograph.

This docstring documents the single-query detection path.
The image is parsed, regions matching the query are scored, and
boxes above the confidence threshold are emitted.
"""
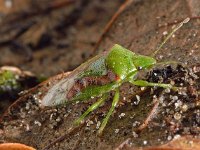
[138,66,143,70]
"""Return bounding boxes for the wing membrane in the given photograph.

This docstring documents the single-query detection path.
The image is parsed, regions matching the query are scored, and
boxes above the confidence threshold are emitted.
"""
[41,52,108,106]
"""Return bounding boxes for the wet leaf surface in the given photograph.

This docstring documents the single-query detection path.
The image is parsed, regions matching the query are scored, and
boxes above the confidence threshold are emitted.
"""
[0,0,200,150]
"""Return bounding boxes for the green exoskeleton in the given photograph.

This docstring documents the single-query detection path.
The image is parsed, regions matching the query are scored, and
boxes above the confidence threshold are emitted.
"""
[41,18,190,135]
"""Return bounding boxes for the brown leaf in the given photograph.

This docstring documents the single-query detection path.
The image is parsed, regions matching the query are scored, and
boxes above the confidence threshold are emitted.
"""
[1,1,200,150]
[0,143,36,150]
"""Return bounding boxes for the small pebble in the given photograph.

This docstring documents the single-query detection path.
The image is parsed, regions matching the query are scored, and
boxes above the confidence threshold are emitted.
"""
[165,88,171,93]
[26,124,30,131]
[86,120,93,127]
[132,131,138,138]
[173,134,181,139]
[56,117,61,122]
[132,121,140,127]
[174,100,182,109]
[143,140,148,145]
[115,129,119,134]
[163,31,168,35]
[134,95,140,105]
[96,121,101,129]
[119,113,126,118]
[34,120,41,126]
[174,112,182,120]
[167,135,172,141]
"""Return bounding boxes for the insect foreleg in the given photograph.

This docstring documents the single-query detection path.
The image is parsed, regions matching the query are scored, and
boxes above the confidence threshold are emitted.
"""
[74,94,108,125]
[98,88,120,135]
[130,80,177,90]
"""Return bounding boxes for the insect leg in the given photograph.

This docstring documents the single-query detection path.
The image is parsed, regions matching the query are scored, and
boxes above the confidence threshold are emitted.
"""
[130,80,177,90]
[74,94,108,125]
[98,88,120,135]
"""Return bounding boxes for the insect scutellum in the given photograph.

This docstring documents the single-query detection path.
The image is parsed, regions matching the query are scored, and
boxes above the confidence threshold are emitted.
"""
[41,18,190,135]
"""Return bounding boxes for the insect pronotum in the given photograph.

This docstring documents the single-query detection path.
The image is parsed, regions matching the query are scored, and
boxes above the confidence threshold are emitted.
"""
[41,18,190,135]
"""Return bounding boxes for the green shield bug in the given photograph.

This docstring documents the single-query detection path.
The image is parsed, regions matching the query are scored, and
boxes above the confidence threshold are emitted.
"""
[41,18,190,135]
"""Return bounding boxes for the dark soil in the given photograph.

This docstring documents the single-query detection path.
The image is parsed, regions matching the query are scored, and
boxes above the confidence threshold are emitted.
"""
[0,0,200,150]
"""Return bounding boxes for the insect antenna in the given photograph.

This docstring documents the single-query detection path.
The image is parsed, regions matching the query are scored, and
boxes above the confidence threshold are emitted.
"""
[151,17,190,57]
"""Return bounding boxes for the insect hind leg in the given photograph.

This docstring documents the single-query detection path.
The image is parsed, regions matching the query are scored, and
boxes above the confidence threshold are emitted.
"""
[98,89,120,135]
[74,94,108,125]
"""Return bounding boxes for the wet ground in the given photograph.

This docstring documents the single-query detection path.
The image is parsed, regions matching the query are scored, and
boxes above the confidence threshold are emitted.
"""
[0,0,200,150]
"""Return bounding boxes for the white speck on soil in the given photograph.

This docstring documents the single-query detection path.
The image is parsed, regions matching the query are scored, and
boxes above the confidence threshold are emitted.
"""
[143,140,148,145]
[132,131,138,138]
[132,121,140,127]
[174,112,182,120]
[115,129,119,134]
[163,31,168,35]
[119,113,125,119]
[134,95,140,105]
[164,88,171,93]
[167,135,172,141]
[173,134,181,139]
[96,121,101,129]
[86,120,94,127]
[174,100,183,109]
[34,120,42,126]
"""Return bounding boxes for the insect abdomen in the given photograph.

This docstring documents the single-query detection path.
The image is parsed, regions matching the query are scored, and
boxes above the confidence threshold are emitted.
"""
[66,71,117,100]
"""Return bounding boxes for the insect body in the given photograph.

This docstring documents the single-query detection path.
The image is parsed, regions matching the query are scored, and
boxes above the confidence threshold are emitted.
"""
[41,18,189,135]
[67,70,117,99]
